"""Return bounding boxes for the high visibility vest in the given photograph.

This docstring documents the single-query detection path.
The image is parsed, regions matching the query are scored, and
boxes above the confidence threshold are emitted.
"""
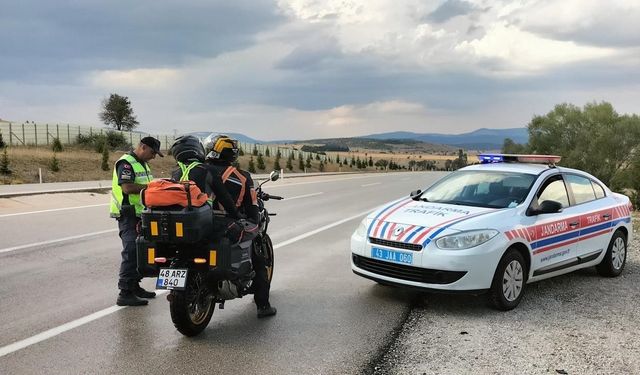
[109,153,153,218]
[177,161,202,181]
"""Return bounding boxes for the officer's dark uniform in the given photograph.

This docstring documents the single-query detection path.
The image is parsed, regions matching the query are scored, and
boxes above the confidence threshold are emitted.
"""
[206,159,272,312]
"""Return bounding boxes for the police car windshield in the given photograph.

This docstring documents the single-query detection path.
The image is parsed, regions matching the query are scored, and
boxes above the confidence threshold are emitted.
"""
[423,170,536,209]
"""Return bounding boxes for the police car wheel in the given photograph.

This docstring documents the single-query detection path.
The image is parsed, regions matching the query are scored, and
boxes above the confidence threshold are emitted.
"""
[596,230,627,277]
[488,248,527,311]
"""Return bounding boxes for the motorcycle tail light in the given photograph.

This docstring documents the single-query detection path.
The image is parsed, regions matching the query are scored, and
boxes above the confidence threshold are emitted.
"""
[154,257,167,263]
[193,258,207,264]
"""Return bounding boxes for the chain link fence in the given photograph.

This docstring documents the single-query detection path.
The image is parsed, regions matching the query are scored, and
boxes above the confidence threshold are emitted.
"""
[0,122,329,162]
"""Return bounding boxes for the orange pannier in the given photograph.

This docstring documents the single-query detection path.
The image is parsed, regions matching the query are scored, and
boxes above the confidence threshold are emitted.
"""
[141,178,208,208]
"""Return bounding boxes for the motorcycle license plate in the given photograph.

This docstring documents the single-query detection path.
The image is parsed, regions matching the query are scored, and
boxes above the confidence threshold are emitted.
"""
[156,268,188,290]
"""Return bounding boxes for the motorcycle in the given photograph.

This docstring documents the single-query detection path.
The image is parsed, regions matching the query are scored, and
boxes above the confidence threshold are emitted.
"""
[136,170,283,336]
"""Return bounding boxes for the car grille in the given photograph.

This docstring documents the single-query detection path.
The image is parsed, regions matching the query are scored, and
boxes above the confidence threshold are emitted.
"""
[369,237,422,251]
[352,255,467,284]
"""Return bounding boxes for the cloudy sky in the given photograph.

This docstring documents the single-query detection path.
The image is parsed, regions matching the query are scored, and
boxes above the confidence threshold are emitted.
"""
[1,0,638,140]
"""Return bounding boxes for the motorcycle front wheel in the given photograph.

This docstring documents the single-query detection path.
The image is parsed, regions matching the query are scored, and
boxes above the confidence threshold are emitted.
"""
[169,271,215,337]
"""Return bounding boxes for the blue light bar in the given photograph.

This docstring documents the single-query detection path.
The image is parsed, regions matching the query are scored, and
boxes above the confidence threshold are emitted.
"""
[478,154,504,163]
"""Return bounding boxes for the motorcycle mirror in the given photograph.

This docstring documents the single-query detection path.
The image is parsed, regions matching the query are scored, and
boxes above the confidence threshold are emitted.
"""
[270,170,280,182]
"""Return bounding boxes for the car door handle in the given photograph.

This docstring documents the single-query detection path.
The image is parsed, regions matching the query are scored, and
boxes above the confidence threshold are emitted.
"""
[569,221,579,227]
[602,214,611,219]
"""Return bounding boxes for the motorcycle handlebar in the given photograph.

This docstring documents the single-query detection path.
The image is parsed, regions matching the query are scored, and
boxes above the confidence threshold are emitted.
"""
[258,192,284,201]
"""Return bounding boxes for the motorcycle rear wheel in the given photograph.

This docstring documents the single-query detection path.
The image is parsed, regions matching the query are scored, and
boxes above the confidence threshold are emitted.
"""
[169,271,215,337]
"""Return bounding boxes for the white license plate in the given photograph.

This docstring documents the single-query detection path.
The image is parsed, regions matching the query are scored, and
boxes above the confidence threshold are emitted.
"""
[156,268,188,290]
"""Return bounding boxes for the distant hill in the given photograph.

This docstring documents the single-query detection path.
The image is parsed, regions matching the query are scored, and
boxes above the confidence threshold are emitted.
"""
[294,137,457,153]
[362,128,529,150]
[187,132,262,144]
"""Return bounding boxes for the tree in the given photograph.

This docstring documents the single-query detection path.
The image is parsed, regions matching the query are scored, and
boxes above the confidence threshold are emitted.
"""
[502,138,527,154]
[528,102,640,187]
[286,154,293,171]
[336,154,340,164]
[252,145,258,156]
[0,148,11,175]
[0,130,5,148]
[319,160,325,172]
[305,155,312,169]
[257,154,266,170]
[273,158,281,171]
[99,93,139,131]
[238,147,245,156]
[299,157,304,170]
[265,147,270,157]
[248,156,256,173]
[375,159,388,170]
[101,142,110,171]
[50,153,60,172]
[368,156,373,167]
[52,137,63,152]
[451,149,467,170]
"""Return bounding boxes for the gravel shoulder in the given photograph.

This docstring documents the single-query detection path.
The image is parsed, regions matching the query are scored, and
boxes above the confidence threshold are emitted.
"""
[373,233,640,375]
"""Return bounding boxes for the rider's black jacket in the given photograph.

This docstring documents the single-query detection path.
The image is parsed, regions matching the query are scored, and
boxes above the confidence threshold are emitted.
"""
[171,160,241,220]
[205,159,259,224]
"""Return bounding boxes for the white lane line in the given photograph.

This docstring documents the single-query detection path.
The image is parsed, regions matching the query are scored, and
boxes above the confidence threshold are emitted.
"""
[361,182,382,187]
[283,192,324,201]
[0,206,376,357]
[0,290,169,358]
[0,229,118,255]
[274,208,371,249]
[0,204,109,218]
[267,173,407,188]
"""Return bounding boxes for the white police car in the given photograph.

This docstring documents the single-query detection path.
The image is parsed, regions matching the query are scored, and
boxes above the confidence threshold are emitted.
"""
[351,154,633,310]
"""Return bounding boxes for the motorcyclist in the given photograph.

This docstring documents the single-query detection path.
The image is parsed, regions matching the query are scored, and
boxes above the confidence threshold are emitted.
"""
[168,135,239,219]
[203,134,277,318]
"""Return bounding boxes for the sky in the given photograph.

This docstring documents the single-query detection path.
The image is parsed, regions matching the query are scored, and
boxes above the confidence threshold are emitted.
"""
[0,0,639,141]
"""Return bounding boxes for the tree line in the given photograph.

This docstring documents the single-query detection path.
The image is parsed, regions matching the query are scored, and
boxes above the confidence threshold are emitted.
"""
[502,101,640,206]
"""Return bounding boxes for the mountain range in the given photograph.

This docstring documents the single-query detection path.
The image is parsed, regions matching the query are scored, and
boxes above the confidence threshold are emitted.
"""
[188,127,529,150]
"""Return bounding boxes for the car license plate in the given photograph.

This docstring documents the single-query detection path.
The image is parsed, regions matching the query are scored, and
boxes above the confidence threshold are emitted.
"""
[156,268,188,290]
[371,247,413,265]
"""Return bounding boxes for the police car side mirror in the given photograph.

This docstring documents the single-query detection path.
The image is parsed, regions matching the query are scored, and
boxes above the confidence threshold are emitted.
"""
[528,200,562,215]
[270,170,280,182]
[410,189,422,201]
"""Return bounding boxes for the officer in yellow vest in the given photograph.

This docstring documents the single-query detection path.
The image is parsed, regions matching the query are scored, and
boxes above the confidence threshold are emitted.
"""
[110,136,163,306]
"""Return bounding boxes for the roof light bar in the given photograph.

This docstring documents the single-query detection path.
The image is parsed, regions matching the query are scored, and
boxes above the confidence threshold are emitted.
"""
[478,153,561,165]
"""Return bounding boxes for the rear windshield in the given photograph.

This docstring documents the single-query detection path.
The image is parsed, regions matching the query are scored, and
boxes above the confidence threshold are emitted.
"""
[423,170,537,209]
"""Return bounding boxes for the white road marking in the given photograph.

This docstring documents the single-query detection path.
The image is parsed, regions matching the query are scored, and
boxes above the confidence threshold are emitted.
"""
[0,203,109,218]
[267,173,408,188]
[283,192,324,201]
[0,229,118,255]
[0,290,169,358]
[361,182,382,187]
[0,205,376,357]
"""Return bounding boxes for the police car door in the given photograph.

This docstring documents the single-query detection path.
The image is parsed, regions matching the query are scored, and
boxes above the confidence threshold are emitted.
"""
[527,174,581,277]
[564,174,614,262]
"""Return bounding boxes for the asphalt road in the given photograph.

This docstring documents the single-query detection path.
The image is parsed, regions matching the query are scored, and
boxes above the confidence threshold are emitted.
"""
[0,172,445,374]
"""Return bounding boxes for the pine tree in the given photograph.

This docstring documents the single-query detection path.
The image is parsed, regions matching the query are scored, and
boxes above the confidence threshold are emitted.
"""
[238,147,245,156]
[291,151,295,160]
[276,149,282,159]
[0,130,5,148]
[257,154,265,170]
[248,156,256,173]
[52,137,63,152]
[286,154,293,171]
[265,148,270,157]
[336,154,340,164]
[274,159,281,171]
[101,142,110,171]
[252,145,258,156]
[305,156,311,169]
[319,160,324,172]
[0,148,11,175]
[298,157,304,170]
[369,156,373,167]
[315,154,320,161]
[50,153,60,172]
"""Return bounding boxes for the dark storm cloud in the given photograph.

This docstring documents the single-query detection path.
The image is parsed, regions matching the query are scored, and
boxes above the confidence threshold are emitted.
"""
[0,0,284,82]
[425,0,476,23]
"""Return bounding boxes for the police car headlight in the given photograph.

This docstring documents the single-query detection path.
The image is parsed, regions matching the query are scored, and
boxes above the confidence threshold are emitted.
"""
[435,230,499,250]
[355,219,367,238]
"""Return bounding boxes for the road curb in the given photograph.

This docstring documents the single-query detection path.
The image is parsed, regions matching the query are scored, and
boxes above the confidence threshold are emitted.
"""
[0,172,364,198]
